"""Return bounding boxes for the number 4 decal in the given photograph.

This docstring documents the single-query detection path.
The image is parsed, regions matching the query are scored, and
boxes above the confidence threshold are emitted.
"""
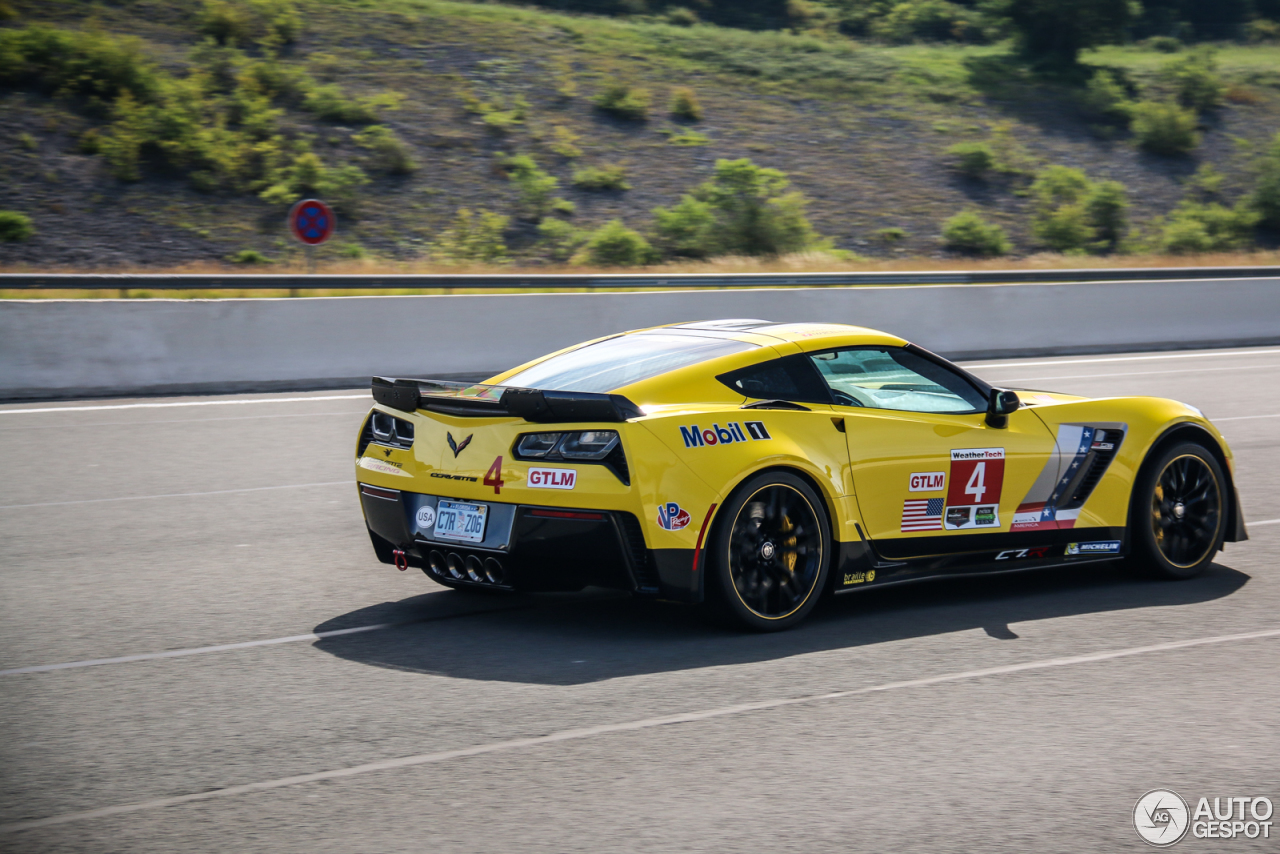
[965,462,987,503]
[484,456,505,494]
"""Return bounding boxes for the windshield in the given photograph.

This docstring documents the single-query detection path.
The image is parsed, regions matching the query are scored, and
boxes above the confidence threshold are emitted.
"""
[502,333,757,393]
[810,347,986,413]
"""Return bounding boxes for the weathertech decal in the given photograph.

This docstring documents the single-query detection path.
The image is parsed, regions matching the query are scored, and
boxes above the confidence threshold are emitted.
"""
[942,447,1003,529]
[680,420,771,448]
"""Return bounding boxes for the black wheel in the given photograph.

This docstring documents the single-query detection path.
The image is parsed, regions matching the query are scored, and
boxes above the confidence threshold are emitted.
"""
[1130,442,1225,579]
[707,470,831,631]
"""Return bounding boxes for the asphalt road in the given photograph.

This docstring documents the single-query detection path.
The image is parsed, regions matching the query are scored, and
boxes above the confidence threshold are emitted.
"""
[2,346,1278,853]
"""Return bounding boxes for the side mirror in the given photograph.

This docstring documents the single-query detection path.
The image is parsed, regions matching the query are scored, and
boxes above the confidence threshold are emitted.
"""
[985,388,1020,428]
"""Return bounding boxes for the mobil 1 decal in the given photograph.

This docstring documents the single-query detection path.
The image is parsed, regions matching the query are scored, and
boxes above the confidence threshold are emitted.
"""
[1011,423,1127,531]
[944,447,1004,530]
[680,420,771,448]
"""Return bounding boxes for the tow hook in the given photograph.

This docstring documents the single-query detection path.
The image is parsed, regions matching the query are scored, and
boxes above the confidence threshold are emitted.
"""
[393,549,409,571]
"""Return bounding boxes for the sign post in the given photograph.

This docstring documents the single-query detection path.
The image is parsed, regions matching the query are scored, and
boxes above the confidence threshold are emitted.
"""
[286,199,336,295]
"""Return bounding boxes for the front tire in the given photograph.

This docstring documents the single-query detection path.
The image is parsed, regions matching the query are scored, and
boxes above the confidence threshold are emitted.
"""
[1130,442,1225,579]
[707,471,831,631]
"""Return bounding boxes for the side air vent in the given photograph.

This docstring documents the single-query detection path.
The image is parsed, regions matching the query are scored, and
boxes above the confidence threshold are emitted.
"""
[1062,429,1124,509]
[616,512,658,591]
[604,442,630,486]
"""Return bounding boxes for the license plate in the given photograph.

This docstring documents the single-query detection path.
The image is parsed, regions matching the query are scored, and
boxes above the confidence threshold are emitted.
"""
[434,499,488,543]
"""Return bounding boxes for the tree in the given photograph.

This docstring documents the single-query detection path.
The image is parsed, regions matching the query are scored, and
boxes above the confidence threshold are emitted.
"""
[1002,0,1139,68]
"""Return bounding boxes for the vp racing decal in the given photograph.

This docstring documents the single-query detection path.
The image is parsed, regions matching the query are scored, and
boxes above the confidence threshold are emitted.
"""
[680,420,771,448]
[657,502,691,531]
[1012,424,1127,531]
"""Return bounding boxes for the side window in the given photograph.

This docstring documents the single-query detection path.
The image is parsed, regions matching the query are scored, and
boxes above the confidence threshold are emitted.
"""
[717,354,832,403]
[809,347,987,413]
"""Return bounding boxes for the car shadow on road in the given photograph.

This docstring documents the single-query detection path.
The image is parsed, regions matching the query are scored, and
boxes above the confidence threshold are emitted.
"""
[312,561,1249,685]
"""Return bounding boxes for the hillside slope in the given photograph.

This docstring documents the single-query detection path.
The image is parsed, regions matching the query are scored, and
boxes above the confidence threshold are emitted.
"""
[1,0,1278,269]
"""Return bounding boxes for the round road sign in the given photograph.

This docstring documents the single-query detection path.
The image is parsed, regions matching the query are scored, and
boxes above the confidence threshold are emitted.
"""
[288,199,336,246]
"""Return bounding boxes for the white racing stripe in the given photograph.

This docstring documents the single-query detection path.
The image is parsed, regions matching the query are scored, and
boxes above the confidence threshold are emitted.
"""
[3,625,1278,834]
[0,480,353,510]
[967,348,1280,369]
[0,624,393,677]
[992,363,1280,384]
[0,394,368,415]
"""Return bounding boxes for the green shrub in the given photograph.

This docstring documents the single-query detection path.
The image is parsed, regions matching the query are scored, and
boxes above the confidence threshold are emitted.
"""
[946,142,994,178]
[18,132,35,151]
[230,249,270,263]
[1161,49,1224,113]
[1081,69,1133,124]
[303,84,378,123]
[549,125,582,158]
[1085,180,1129,249]
[652,196,715,258]
[1249,132,1280,230]
[670,87,703,121]
[1247,19,1280,43]
[668,129,710,146]
[340,242,367,259]
[499,153,565,220]
[431,208,510,263]
[0,26,160,104]
[870,0,987,44]
[665,7,700,26]
[1029,166,1128,252]
[199,0,300,47]
[1145,35,1182,53]
[652,158,823,258]
[941,210,1009,256]
[594,82,650,121]
[576,220,656,267]
[259,150,369,209]
[0,210,34,242]
[199,1,254,45]
[353,125,416,174]
[537,217,589,261]
[572,163,630,191]
[77,128,102,154]
[875,226,907,243]
[1131,101,1199,156]
[1159,201,1258,253]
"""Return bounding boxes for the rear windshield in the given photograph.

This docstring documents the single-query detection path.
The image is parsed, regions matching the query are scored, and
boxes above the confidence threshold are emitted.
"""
[502,333,757,393]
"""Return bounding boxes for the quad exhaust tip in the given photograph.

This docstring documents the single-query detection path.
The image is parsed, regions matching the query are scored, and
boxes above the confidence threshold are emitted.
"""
[427,549,505,585]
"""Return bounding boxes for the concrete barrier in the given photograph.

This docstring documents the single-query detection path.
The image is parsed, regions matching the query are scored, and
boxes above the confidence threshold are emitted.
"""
[3,277,1278,400]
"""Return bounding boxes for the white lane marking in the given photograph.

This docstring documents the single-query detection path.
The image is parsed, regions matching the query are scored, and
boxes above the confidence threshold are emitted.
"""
[0,394,368,415]
[967,348,1280,369]
[0,411,366,431]
[3,626,1277,834]
[1251,518,1280,527]
[0,624,393,677]
[1213,413,1280,422]
[994,363,1280,384]
[0,480,353,510]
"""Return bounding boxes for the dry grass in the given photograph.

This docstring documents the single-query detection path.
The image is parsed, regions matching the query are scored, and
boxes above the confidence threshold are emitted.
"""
[3,251,1276,299]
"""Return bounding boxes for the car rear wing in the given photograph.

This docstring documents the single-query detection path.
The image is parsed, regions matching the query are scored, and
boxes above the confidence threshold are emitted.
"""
[371,377,644,423]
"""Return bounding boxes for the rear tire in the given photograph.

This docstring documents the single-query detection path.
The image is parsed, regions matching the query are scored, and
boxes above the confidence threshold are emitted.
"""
[1130,442,1225,580]
[706,471,831,632]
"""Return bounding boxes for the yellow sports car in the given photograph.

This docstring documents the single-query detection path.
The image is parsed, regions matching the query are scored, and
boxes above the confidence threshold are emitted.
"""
[356,320,1248,631]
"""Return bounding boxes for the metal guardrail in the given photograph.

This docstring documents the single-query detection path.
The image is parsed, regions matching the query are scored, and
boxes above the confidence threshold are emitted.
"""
[1,266,1278,290]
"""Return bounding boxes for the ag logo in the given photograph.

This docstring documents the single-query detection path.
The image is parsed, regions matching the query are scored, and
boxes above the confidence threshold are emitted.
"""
[1134,789,1190,846]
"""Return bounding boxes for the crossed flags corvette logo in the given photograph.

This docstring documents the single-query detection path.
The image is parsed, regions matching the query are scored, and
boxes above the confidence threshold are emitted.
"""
[446,432,473,458]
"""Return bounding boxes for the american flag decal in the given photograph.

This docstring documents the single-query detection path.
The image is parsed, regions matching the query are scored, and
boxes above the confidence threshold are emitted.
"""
[901,498,944,531]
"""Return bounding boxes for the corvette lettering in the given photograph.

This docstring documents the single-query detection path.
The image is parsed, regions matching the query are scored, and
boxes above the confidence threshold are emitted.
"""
[680,420,771,448]
[430,472,478,483]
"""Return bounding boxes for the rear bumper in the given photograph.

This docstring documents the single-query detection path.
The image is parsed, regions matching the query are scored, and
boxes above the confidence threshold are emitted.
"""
[359,484,695,598]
